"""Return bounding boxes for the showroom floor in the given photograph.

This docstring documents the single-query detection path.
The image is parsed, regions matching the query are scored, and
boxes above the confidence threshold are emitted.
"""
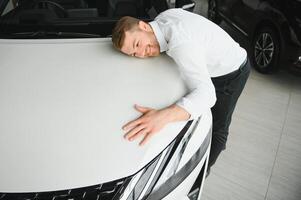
[193,1,301,200]
[202,67,301,200]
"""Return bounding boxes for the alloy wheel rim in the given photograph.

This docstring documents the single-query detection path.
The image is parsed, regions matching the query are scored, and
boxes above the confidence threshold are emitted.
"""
[254,32,275,68]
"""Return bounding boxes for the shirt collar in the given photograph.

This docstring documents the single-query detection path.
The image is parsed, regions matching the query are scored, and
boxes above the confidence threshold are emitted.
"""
[149,21,168,52]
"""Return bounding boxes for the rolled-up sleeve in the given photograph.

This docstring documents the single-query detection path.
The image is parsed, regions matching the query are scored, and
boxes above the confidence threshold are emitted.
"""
[167,42,216,119]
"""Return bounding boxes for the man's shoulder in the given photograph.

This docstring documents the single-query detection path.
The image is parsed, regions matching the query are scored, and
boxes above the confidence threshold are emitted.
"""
[155,9,189,28]
[156,8,205,26]
[157,8,188,17]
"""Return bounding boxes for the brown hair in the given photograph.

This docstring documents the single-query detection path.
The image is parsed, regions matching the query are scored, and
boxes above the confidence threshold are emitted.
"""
[111,16,140,50]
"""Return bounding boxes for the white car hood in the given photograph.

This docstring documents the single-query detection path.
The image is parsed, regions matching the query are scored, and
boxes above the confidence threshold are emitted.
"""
[0,38,189,192]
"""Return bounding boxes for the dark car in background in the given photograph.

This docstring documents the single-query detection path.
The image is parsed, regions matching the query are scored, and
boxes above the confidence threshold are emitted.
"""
[0,0,195,38]
[208,0,301,74]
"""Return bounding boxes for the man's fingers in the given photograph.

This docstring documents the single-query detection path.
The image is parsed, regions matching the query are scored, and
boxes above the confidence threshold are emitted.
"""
[128,128,148,141]
[135,104,151,113]
[123,118,142,131]
[123,104,153,131]
[139,131,154,146]
[124,125,145,140]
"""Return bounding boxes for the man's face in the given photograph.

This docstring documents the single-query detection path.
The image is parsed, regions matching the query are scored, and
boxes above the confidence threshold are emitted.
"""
[120,21,160,58]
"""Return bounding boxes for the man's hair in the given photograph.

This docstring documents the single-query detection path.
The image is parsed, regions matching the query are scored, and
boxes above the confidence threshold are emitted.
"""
[111,16,140,50]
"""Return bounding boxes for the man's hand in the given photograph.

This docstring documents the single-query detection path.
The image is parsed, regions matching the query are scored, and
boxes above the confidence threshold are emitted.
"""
[123,104,190,146]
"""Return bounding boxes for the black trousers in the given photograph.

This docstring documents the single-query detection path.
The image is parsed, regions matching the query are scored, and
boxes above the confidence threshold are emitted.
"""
[208,58,250,169]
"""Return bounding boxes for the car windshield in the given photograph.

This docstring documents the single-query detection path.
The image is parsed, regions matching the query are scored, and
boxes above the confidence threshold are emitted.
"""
[0,0,168,38]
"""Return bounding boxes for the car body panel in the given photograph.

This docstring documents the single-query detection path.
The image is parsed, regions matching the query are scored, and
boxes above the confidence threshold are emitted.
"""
[0,38,196,192]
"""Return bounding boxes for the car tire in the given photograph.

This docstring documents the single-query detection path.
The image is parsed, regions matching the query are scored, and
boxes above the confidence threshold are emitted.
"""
[251,27,280,74]
[207,0,221,24]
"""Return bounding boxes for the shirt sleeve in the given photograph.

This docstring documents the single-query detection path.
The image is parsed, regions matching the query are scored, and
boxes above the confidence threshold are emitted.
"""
[167,42,216,119]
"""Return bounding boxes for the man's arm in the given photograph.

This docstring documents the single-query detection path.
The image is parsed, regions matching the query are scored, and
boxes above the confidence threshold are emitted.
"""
[169,42,216,119]
[123,104,190,146]
[123,42,216,146]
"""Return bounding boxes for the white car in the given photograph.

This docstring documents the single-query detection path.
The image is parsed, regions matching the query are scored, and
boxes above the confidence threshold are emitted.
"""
[0,38,211,200]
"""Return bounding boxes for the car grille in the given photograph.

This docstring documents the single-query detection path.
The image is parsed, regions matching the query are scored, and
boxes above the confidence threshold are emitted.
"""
[0,178,127,200]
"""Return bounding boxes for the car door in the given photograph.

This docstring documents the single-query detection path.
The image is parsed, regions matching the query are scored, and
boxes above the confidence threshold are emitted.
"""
[218,0,259,37]
[216,0,237,21]
[232,0,260,36]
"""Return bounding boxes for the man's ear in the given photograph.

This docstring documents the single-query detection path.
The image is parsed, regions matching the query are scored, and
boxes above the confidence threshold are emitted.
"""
[138,20,152,32]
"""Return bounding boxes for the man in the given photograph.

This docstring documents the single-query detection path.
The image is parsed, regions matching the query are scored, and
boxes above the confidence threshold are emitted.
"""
[111,8,250,172]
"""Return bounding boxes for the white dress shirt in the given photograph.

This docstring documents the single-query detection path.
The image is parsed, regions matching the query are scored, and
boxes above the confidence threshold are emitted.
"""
[149,8,247,119]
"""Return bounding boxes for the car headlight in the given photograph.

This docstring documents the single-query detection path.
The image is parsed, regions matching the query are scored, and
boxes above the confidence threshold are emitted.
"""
[114,117,211,200]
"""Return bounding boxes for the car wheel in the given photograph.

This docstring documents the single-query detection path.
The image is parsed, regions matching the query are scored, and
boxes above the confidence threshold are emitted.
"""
[207,0,221,24]
[251,27,280,74]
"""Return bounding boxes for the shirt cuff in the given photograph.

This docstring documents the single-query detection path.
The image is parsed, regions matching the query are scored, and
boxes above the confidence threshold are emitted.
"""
[176,98,199,120]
